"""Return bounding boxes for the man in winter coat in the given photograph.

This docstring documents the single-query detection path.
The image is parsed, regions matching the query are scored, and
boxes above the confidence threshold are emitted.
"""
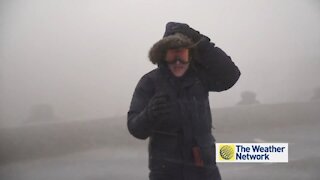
[127,22,241,180]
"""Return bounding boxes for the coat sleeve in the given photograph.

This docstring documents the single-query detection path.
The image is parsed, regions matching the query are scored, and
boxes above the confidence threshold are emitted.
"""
[127,74,155,139]
[195,40,241,92]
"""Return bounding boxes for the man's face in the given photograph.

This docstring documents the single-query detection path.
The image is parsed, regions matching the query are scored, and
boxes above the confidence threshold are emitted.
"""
[165,48,190,77]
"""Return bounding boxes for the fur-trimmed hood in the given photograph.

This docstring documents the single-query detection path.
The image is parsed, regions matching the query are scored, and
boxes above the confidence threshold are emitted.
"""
[148,33,195,64]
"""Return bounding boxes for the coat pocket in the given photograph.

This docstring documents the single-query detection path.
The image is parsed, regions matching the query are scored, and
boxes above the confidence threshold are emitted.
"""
[149,132,182,161]
[194,134,216,166]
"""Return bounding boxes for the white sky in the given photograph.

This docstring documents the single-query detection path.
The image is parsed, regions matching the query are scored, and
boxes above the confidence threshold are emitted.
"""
[1,0,320,125]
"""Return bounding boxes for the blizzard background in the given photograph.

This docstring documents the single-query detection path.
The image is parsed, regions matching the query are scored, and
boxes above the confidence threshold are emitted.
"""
[1,0,320,180]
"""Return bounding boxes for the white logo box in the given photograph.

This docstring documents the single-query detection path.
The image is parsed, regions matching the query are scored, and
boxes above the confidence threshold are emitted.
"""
[216,143,288,163]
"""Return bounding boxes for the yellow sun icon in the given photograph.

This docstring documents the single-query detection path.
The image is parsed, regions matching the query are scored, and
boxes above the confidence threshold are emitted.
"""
[219,144,235,160]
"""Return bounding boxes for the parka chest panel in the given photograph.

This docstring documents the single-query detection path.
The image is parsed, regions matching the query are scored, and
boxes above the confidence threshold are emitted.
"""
[151,70,213,137]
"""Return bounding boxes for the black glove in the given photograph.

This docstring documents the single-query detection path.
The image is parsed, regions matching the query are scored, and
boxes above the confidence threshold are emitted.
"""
[146,94,171,123]
[163,22,210,43]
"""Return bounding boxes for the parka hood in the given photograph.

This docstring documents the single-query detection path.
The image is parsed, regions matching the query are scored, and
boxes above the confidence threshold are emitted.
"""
[148,33,195,64]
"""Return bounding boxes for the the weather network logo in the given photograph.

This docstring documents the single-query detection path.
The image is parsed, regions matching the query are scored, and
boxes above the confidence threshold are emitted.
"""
[216,143,288,163]
[219,144,236,161]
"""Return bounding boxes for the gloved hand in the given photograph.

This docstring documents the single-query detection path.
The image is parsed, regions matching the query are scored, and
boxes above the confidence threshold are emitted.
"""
[146,93,171,123]
[163,22,210,43]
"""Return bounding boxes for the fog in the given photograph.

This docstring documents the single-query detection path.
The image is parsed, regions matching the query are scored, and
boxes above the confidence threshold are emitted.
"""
[1,0,320,179]
[1,0,319,125]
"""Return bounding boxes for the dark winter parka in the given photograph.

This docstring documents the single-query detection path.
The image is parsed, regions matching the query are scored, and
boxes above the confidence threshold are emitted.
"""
[127,30,241,180]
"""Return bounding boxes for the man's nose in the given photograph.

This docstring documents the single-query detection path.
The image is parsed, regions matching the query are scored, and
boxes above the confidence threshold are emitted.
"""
[174,57,182,64]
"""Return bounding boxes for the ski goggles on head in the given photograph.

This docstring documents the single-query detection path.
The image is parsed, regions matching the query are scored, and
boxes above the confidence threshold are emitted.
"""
[165,48,190,64]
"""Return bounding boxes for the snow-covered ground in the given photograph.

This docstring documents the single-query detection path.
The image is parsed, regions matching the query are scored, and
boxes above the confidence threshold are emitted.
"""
[1,102,319,180]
